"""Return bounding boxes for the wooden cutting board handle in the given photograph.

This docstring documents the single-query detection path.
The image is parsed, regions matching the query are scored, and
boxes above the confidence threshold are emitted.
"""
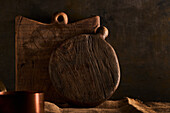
[52,12,68,24]
[95,26,108,39]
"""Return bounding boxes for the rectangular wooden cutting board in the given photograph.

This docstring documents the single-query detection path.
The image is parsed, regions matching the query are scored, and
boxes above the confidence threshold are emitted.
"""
[15,14,100,106]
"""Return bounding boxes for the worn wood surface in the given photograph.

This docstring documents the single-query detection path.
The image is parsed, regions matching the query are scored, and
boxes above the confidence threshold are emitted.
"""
[15,13,100,106]
[49,30,120,107]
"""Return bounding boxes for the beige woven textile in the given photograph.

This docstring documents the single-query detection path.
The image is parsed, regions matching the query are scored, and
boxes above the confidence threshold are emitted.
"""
[45,97,170,113]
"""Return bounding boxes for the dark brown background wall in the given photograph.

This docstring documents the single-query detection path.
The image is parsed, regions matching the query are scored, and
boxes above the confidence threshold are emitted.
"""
[0,0,169,102]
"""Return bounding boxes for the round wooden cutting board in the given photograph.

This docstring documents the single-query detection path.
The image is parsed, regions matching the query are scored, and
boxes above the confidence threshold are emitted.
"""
[49,27,120,107]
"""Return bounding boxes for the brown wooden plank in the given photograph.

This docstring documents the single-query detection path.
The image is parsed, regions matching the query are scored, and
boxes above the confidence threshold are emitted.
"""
[15,12,100,106]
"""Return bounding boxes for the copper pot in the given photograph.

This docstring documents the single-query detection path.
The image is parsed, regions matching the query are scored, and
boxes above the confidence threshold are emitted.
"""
[0,91,44,113]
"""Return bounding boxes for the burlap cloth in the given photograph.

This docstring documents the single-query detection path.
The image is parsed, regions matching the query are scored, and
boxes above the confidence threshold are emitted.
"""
[45,97,170,113]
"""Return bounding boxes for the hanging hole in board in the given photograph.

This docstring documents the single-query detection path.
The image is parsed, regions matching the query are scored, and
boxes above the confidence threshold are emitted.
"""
[57,15,64,22]
[53,12,68,24]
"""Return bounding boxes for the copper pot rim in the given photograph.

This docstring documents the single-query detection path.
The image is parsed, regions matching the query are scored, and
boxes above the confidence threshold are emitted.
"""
[0,91,44,95]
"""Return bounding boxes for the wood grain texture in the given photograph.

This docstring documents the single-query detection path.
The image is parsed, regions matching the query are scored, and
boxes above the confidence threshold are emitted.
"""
[49,34,120,107]
[15,13,100,106]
